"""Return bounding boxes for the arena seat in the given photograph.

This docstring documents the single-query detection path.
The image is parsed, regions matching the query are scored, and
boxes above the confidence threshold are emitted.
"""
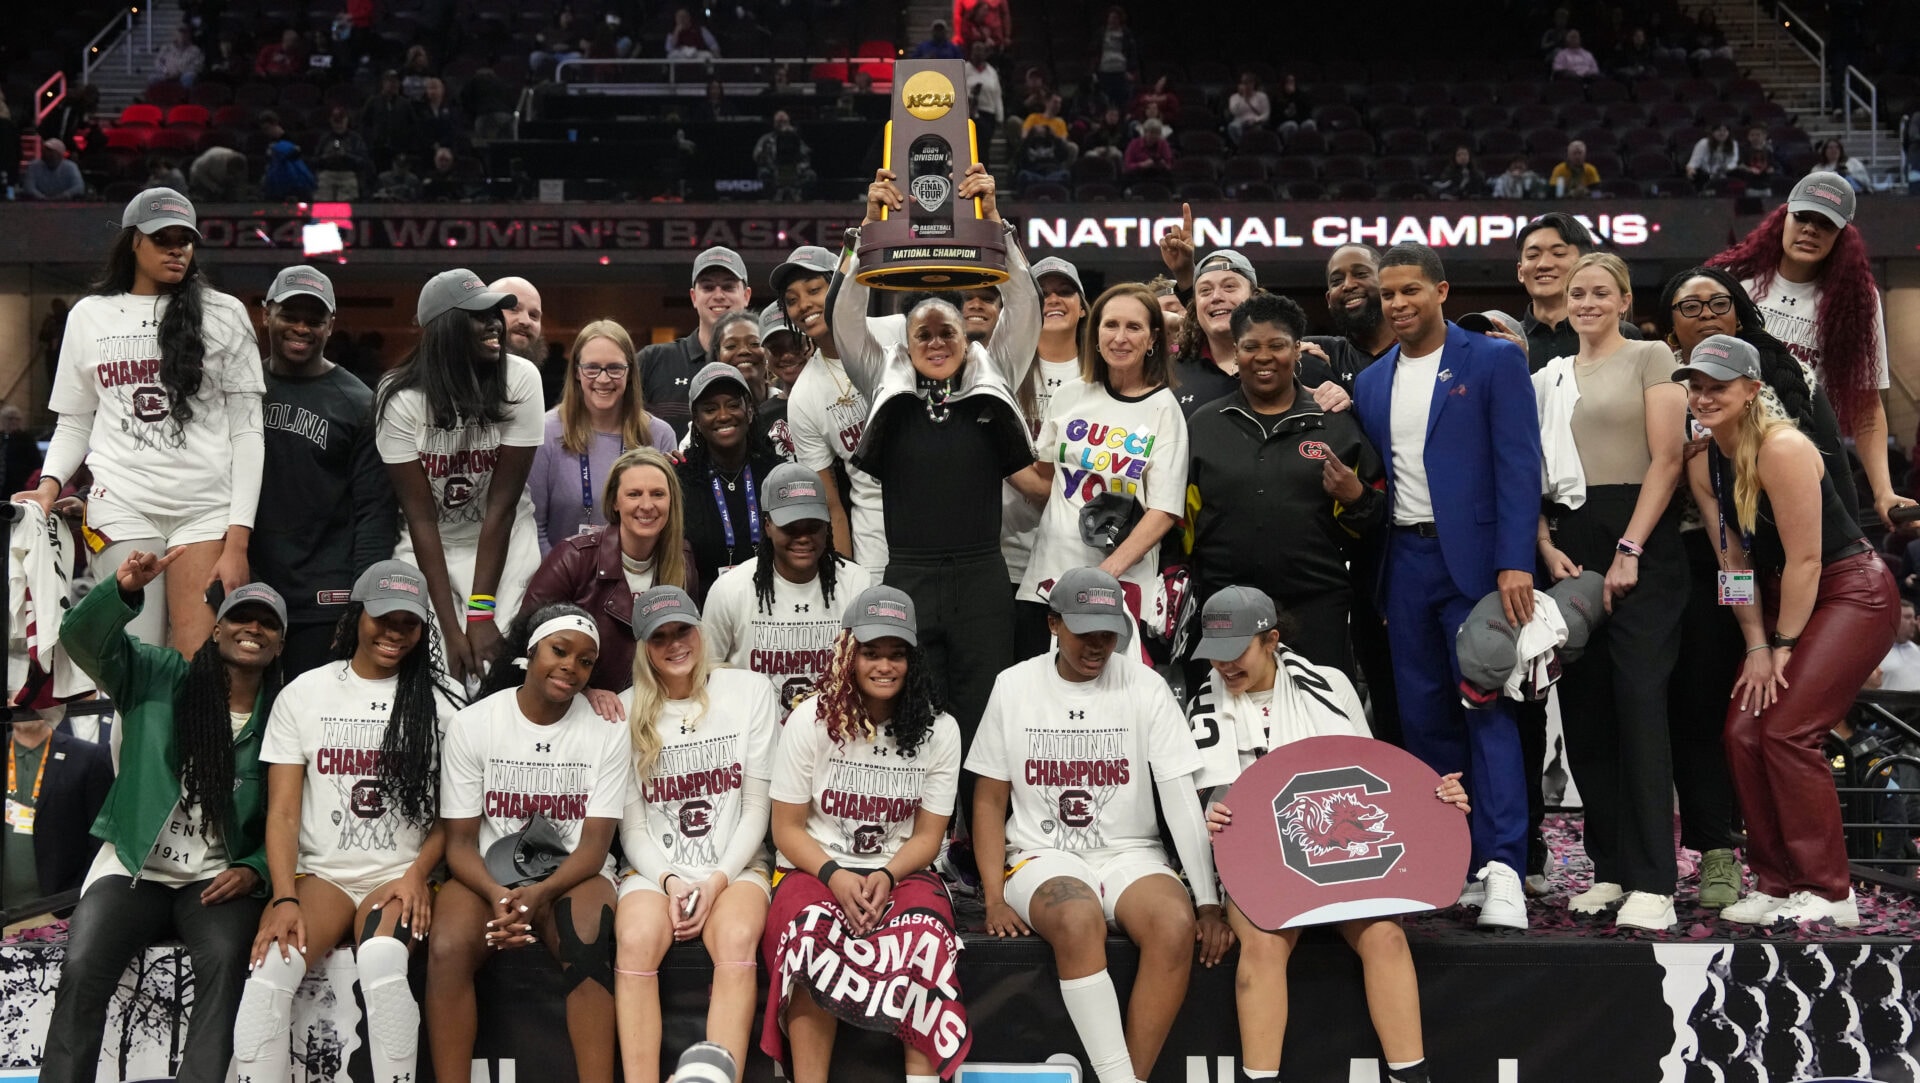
[166,104,211,128]
[145,81,189,108]
[117,104,163,127]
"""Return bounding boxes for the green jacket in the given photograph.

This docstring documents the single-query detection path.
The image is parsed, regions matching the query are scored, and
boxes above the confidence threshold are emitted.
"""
[61,584,271,887]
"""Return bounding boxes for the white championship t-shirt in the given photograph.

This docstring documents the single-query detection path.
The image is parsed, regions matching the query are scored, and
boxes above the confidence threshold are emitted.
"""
[617,668,778,880]
[260,661,460,890]
[967,653,1202,857]
[701,556,874,714]
[375,354,546,545]
[1741,274,1891,390]
[769,695,961,869]
[49,291,263,519]
[83,711,253,891]
[1002,357,1086,585]
[439,687,630,876]
[1019,379,1189,610]
[1389,346,1443,524]
[786,352,888,571]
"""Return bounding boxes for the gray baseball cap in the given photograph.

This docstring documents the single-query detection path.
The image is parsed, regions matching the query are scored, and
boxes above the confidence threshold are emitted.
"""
[843,585,918,646]
[632,585,700,640]
[1030,256,1085,298]
[267,265,337,312]
[759,301,799,342]
[1458,310,1524,339]
[761,461,831,526]
[416,268,516,327]
[1787,170,1856,229]
[1048,566,1133,643]
[692,245,749,286]
[688,360,752,405]
[1672,334,1762,383]
[1454,591,1519,695]
[1194,248,1257,289]
[769,245,836,295]
[217,582,288,630]
[1191,585,1279,662]
[351,559,429,621]
[1547,570,1605,659]
[122,186,199,239]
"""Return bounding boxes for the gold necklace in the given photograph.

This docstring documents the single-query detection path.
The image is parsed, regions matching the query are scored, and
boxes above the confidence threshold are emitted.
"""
[819,350,857,408]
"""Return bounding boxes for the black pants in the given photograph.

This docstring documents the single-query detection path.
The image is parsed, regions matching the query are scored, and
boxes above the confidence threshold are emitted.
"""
[1010,591,1054,662]
[1550,485,1688,894]
[280,620,339,679]
[1666,528,1740,853]
[40,874,265,1083]
[888,546,1014,826]
[1349,574,1402,747]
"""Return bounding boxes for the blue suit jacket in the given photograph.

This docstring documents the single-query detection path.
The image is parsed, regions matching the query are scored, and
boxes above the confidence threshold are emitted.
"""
[1353,322,1543,602]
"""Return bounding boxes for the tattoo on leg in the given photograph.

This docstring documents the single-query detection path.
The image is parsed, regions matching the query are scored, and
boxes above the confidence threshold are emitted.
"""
[1033,877,1099,909]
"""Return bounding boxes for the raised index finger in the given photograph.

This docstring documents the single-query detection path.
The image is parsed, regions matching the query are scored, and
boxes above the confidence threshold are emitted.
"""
[1181,202,1194,235]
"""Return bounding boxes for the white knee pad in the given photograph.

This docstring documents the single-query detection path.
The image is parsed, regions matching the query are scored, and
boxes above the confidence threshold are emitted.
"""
[357,935,421,1069]
[233,949,304,1068]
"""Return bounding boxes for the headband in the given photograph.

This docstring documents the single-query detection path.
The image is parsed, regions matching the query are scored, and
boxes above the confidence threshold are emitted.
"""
[528,614,600,654]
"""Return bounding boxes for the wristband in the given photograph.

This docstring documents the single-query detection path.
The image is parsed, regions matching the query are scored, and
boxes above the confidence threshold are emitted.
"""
[1615,537,1644,557]
[1770,632,1800,649]
[272,896,300,909]
[879,866,897,888]
[816,860,844,884]
[465,610,493,622]
[1744,643,1769,654]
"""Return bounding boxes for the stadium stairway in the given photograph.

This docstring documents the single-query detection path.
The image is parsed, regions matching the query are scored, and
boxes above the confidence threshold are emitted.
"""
[85,0,185,117]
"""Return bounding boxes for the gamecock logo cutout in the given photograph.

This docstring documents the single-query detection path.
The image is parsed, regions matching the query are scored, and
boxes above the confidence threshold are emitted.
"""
[1271,765,1406,886]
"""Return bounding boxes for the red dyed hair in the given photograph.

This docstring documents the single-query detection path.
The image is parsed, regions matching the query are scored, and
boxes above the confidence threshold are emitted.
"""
[1707,204,1882,433]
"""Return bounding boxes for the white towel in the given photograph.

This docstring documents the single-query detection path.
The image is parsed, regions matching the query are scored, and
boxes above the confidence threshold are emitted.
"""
[1533,355,1586,510]
[8,502,96,705]
[1504,592,1569,701]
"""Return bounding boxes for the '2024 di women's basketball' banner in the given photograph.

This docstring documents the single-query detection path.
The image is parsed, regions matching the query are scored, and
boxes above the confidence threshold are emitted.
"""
[1211,734,1471,930]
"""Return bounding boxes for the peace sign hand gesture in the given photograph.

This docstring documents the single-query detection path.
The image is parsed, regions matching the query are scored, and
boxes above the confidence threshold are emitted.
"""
[115,547,185,595]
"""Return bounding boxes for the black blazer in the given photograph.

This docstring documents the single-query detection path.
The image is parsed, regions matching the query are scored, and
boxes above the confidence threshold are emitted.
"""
[2,728,113,901]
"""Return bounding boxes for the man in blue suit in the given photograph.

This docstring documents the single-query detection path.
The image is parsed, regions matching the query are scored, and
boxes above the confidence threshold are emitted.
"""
[1353,243,1542,929]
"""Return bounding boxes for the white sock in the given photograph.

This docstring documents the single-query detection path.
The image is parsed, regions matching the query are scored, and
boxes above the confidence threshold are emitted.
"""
[357,936,420,1083]
[907,1075,939,1083]
[1244,1071,1280,1080]
[1389,1061,1423,1071]
[232,947,305,1083]
[1059,971,1134,1083]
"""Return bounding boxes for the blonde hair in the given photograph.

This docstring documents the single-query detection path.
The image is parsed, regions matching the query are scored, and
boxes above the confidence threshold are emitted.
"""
[1729,382,1797,534]
[602,448,690,591]
[559,319,656,456]
[1565,252,1632,303]
[627,623,716,778]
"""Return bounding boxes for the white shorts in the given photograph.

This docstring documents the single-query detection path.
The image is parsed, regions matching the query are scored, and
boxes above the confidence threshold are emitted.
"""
[394,507,540,628]
[1002,847,1179,926]
[617,862,773,901]
[299,868,411,910]
[87,493,231,548]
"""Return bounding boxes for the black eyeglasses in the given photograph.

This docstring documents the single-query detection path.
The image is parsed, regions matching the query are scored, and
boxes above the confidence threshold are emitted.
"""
[578,364,630,380]
[1670,295,1734,319]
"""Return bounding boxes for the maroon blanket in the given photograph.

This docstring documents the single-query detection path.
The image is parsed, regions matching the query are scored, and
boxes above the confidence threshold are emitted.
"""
[759,868,972,1078]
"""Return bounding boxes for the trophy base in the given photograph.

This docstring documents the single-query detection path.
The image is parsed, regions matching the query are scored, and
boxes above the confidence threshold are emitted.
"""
[854,238,1009,291]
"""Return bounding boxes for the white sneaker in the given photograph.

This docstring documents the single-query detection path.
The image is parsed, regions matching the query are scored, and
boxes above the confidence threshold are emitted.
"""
[1475,861,1528,929]
[1615,892,1677,930]
[1568,882,1625,914]
[1457,880,1485,908]
[1524,873,1550,897]
[1720,892,1788,925]
[1770,890,1861,928]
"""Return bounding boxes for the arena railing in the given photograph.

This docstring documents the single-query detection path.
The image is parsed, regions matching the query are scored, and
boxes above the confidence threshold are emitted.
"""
[1842,65,1881,169]
[1771,0,1828,114]
[81,3,153,85]
[550,56,897,94]
[1842,691,1920,894]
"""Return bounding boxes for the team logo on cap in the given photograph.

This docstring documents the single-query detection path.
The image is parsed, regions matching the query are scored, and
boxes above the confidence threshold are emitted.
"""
[1807,184,1845,206]
[910,174,951,213]
[640,596,684,618]
[1204,616,1235,630]
[1698,344,1731,359]
[461,277,484,292]
[378,576,423,595]
[150,197,190,216]
[865,602,909,621]
[1075,587,1119,608]
[1298,440,1332,461]
[1271,766,1406,885]
[778,481,819,500]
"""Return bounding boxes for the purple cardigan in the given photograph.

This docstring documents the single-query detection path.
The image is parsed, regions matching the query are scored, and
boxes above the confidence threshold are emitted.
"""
[527,408,677,553]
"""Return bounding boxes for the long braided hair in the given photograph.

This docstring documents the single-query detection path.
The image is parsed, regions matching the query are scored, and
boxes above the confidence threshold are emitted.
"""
[750,525,845,615]
[93,227,211,429]
[808,632,940,758]
[175,636,284,843]
[329,602,465,826]
[1656,266,1814,428]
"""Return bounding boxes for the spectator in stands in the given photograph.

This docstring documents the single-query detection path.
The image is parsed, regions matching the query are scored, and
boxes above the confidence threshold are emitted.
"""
[1532,253,1688,931]
[152,25,205,86]
[373,152,422,201]
[251,266,397,676]
[1676,334,1889,928]
[1724,125,1777,193]
[374,269,543,686]
[1,707,111,914]
[965,42,1005,127]
[1815,138,1869,192]
[665,7,720,60]
[419,78,468,157]
[362,70,421,171]
[148,157,189,193]
[44,84,98,150]
[1492,155,1546,199]
[1538,5,1572,52]
[675,361,788,597]
[958,0,1012,57]
[262,139,317,202]
[190,144,251,201]
[1226,72,1271,146]
[1687,123,1740,191]
[1712,173,1912,528]
[1550,140,1601,198]
[420,145,470,202]
[21,140,84,201]
[970,565,1225,1083]
[400,46,435,102]
[1078,105,1129,164]
[642,247,752,439]
[1870,599,1920,690]
[1351,242,1541,931]
[1016,123,1074,189]
[1612,26,1656,79]
[311,108,373,200]
[428,605,625,1083]
[39,568,284,1083]
[1688,9,1734,61]
[461,67,518,142]
[1192,587,1459,1083]
[1432,145,1488,199]
[1271,73,1314,142]
[1122,118,1174,184]
[763,586,966,1083]
[1551,28,1601,78]
[753,111,815,201]
[531,9,583,76]
[911,18,965,60]
[1186,295,1385,679]
[205,34,246,82]
[527,321,674,554]
[1090,7,1137,107]
[1131,74,1179,123]
[1023,93,1071,142]
[611,585,776,1083]
[696,79,733,121]
[254,28,306,78]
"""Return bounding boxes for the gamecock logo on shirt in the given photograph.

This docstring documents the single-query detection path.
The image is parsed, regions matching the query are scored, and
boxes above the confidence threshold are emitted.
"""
[1297,440,1332,461]
[1272,766,1405,886]
[442,476,476,509]
[132,386,170,423]
[1058,788,1094,828]
[679,799,713,838]
[350,779,387,819]
[852,823,887,856]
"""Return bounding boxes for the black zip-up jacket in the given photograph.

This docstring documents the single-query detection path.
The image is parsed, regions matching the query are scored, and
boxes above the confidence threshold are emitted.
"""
[1186,384,1387,604]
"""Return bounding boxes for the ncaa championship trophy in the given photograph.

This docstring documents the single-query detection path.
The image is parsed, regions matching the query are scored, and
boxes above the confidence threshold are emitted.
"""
[855,59,1009,290]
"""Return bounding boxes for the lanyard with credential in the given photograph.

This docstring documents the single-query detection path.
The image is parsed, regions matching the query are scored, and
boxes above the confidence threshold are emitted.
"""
[7,741,47,804]
[579,454,595,516]
[711,466,763,551]
[1708,445,1752,555]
